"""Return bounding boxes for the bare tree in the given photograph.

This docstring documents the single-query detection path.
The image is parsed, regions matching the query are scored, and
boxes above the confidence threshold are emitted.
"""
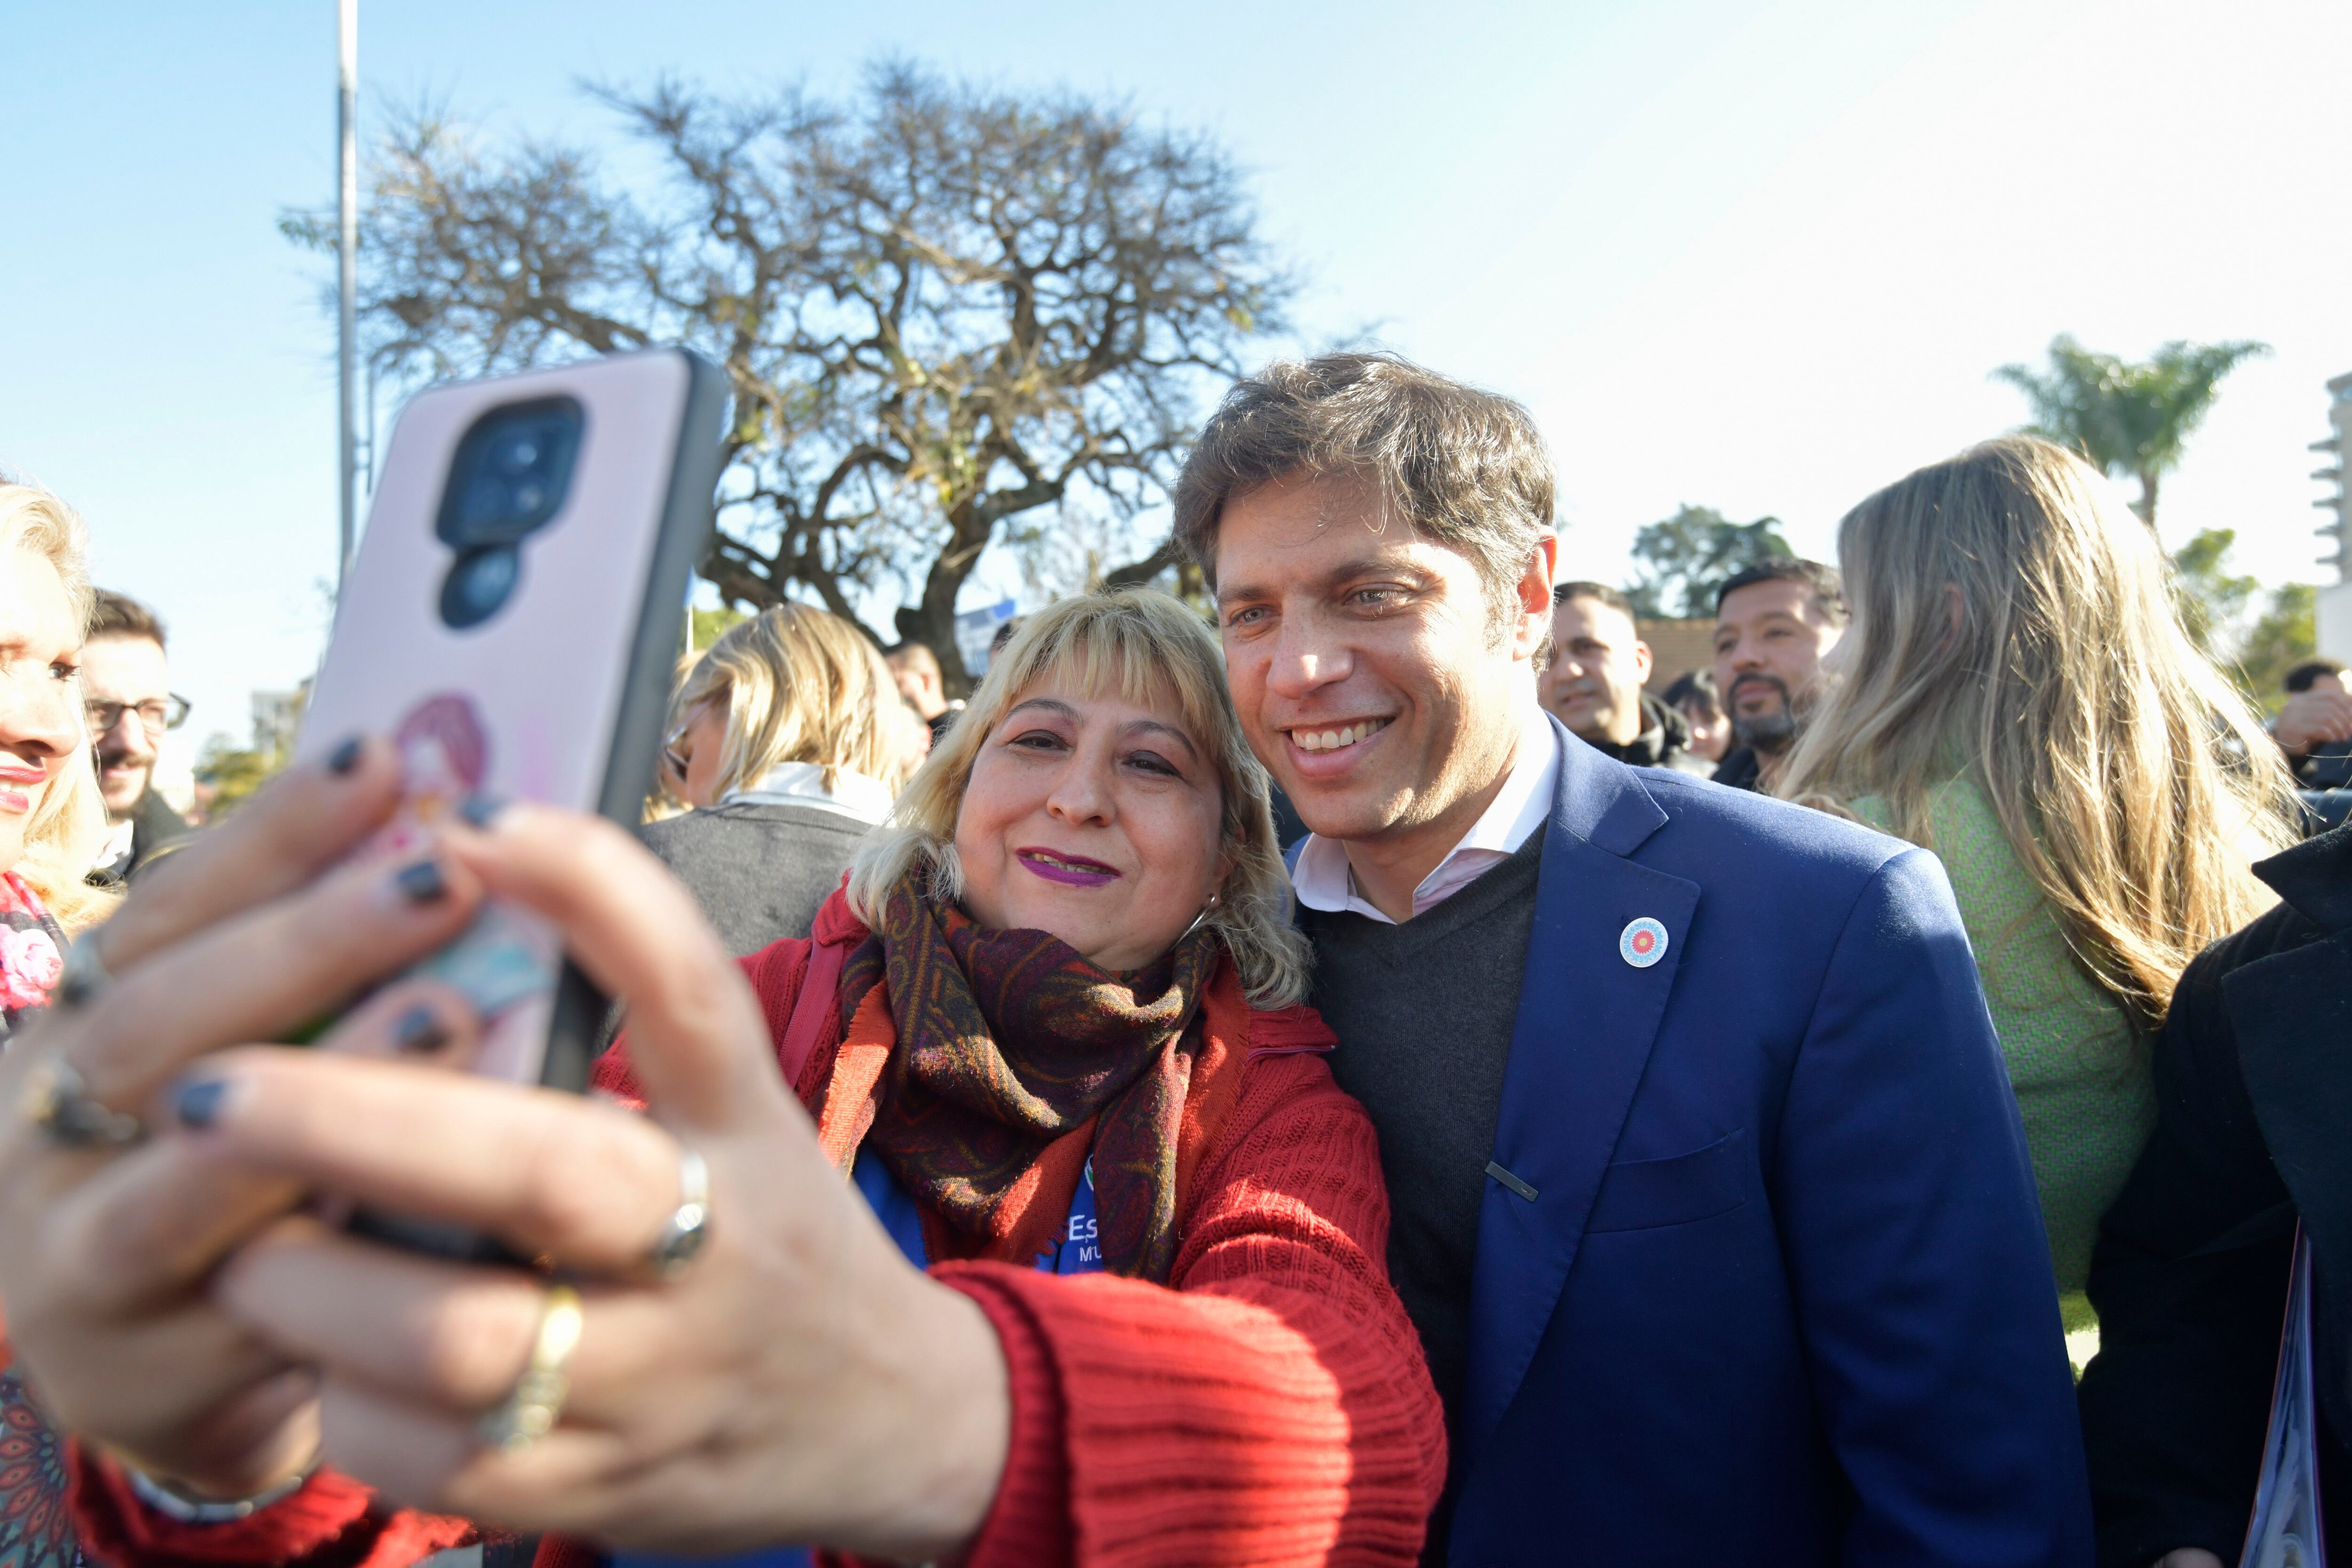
[293,63,1292,691]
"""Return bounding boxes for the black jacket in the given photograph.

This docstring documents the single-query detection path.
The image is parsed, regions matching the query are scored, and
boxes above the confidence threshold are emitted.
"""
[2078,822,2352,1567]
[90,789,193,884]
[1576,693,1713,777]
[1711,746,1764,791]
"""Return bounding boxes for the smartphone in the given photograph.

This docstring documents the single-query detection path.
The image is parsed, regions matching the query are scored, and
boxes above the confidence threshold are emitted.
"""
[295,348,727,1114]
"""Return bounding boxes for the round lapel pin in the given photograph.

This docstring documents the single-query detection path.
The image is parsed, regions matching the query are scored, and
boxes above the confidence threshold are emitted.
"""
[1619,916,1669,969]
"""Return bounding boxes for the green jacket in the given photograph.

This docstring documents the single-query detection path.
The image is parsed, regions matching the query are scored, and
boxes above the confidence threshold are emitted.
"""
[1854,777,2152,1298]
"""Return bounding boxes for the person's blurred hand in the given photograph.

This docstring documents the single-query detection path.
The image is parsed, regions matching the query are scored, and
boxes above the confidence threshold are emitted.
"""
[182,802,1009,1560]
[0,737,486,1498]
[2272,688,2352,756]
[2153,1550,2225,1568]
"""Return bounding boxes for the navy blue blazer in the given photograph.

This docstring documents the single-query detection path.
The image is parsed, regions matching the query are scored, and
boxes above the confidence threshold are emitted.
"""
[1354,721,2093,1565]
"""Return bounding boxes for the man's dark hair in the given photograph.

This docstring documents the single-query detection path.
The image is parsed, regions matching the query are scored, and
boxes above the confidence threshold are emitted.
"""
[89,589,166,650]
[2283,657,2346,694]
[1661,669,1718,713]
[1173,352,1554,602]
[1552,581,1636,620]
[1714,557,1847,626]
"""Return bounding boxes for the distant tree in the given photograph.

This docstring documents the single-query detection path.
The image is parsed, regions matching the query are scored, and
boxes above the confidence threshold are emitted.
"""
[291,63,1293,695]
[1624,506,1793,619]
[1992,335,2268,527]
[193,737,281,821]
[687,605,749,657]
[2233,582,2318,711]
[2169,526,2261,654]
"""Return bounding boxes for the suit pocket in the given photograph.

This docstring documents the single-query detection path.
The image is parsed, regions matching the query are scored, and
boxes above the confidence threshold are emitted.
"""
[1586,1129,1748,1233]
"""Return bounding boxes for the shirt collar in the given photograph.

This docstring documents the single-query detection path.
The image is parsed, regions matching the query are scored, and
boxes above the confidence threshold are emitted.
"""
[720,761,895,825]
[1291,706,1559,924]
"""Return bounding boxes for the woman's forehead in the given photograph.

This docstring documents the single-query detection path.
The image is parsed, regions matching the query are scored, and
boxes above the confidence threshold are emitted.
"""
[1005,662,1210,743]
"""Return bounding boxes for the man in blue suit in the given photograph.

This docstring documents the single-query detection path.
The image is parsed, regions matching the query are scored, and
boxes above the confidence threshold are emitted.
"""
[1173,352,2092,1566]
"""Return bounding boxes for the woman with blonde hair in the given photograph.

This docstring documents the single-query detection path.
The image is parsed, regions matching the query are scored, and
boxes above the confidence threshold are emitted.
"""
[0,482,115,968]
[0,479,116,1568]
[0,587,1444,1568]
[1778,436,2298,1304]
[646,601,924,955]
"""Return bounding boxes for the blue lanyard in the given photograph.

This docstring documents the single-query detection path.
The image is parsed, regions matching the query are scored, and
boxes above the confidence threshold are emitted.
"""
[851,1145,1104,1275]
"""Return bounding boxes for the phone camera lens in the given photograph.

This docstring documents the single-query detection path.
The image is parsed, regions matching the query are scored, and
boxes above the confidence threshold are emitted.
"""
[496,437,540,475]
[438,545,522,630]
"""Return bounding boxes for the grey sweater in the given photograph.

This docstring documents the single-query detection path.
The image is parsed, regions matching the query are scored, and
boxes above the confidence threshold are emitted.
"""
[638,799,874,957]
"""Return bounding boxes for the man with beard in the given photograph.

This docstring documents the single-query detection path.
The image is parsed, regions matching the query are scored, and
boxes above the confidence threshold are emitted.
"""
[80,590,193,880]
[1709,558,1847,792]
[1543,582,1710,775]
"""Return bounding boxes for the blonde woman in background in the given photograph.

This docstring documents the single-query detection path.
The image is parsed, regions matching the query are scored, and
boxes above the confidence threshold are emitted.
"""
[0,480,116,1568]
[0,484,116,954]
[1778,437,2296,1318]
[648,602,924,955]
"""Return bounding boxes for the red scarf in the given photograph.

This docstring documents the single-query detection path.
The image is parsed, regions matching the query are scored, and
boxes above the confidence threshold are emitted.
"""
[834,877,1218,1281]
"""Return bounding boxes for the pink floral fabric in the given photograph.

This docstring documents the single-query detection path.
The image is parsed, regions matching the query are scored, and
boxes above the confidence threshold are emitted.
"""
[0,875,66,1040]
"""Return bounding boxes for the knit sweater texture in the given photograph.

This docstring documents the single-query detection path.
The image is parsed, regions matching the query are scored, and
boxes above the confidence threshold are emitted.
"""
[1853,774,2151,1297]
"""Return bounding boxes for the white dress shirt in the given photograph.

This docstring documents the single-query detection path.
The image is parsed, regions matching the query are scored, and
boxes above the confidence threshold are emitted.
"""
[720,761,895,825]
[1290,707,1559,925]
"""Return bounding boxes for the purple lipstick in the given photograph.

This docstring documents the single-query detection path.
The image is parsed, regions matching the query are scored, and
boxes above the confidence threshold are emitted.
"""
[1017,846,1120,887]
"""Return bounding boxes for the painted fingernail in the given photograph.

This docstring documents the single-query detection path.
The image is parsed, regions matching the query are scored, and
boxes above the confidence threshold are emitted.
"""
[395,860,447,904]
[457,793,507,829]
[391,1004,452,1054]
[173,1077,230,1130]
[327,736,364,776]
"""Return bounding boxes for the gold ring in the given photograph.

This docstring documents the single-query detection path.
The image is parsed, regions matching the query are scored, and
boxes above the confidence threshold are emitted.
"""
[477,1283,584,1453]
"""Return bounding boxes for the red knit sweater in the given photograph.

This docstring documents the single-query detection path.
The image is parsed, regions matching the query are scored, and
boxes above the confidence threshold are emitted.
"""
[62,908,1445,1568]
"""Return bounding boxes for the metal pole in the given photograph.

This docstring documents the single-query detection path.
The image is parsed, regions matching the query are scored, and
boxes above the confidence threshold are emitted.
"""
[336,0,358,589]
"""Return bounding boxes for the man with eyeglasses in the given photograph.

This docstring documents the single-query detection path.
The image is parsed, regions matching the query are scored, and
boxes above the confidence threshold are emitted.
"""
[81,590,192,881]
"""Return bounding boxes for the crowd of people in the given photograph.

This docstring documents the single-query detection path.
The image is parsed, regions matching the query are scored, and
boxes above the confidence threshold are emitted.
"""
[0,349,2342,1568]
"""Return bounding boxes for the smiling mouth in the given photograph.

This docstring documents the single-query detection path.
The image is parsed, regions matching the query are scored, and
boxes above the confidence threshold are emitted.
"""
[1286,717,1394,754]
[1017,848,1121,887]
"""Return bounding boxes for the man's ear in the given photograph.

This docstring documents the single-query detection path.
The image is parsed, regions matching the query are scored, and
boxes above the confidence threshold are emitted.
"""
[1511,536,1560,659]
[1633,639,1654,686]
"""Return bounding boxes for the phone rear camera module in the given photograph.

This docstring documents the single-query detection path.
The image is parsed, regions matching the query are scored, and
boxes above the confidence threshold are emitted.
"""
[434,397,583,630]
[439,545,523,630]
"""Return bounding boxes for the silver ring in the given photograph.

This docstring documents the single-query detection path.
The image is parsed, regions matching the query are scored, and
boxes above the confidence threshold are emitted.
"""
[56,934,112,1011]
[644,1146,710,1280]
[20,1056,144,1147]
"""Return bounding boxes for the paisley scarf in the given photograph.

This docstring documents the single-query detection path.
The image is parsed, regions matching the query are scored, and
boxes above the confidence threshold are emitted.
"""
[835,876,1219,1282]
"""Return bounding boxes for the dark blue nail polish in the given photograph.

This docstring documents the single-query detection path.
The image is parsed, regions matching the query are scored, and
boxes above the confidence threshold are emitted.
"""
[395,860,447,904]
[173,1078,228,1129]
[327,736,364,776]
[391,1004,452,1054]
[457,793,506,829]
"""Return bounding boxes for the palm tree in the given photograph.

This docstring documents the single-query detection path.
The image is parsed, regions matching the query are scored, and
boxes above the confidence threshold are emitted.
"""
[1992,335,2268,526]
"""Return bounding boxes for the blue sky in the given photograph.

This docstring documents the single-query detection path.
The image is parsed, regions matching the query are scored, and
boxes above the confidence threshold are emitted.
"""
[7,0,2347,765]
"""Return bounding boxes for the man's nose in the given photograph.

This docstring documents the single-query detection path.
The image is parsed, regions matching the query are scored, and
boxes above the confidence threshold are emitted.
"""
[1266,613,1351,697]
[98,711,150,752]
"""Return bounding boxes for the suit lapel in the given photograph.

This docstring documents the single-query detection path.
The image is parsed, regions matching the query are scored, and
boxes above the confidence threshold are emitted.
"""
[1457,722,1700,1474]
